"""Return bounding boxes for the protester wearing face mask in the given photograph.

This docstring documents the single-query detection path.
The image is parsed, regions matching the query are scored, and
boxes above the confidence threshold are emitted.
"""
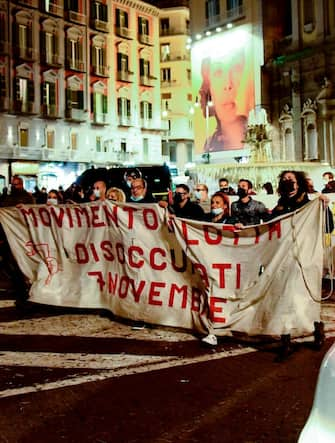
[92,180,107,202]
[231,178,270,228]
[205,192,235,224]
[171,184,205,221]
[218,178,236,195]
[106,187,126,203]
[128,178,155,203]
[193,183,211,212]
[47,189,62,205]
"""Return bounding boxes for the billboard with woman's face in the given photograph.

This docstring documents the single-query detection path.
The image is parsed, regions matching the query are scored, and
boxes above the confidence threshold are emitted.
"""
[192,25,257,154]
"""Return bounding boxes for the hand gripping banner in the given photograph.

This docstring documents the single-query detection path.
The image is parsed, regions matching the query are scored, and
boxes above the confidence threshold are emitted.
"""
[0,199,324,338]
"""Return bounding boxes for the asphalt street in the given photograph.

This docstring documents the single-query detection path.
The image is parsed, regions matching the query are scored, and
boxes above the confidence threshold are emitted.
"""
[0,288,334,442]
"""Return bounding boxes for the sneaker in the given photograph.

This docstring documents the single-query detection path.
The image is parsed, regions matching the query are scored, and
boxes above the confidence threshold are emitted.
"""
[201,334,218,346]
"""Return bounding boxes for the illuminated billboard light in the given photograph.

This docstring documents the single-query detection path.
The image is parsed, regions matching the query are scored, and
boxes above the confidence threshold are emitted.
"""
[191,25,258,156]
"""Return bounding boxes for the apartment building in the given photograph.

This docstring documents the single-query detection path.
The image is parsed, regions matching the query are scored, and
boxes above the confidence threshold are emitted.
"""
[262,0,335,166]
[0,0,163,190]
[158,5,194,173]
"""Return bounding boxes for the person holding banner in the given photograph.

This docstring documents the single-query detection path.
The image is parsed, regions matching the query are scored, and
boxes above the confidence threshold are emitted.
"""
[231,179,270,227]
[205,192,234,224]
[270,170,333,359]
[128,178,156,203]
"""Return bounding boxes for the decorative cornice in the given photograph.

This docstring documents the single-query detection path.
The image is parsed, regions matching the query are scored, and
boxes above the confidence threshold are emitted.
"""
[115,0,160,17]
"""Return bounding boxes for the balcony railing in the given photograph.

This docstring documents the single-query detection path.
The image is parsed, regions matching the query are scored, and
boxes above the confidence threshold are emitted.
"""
[15,47,38,62]
[118,115,132,126]
[117,70,133,82]
[140,75,156,87]
[67,10,86,25]
[0,97,9,112]
[66,59,85,72]
[205,4,245,27]
[41,104,59,118]
[92,113,108,125]
[160,27,190,37]
[138,33,153,46]
[65,108,87,122]
[13,100,37,115]
[93,65,109,77]
[91,19,109,33]
[42,1,63,16]
[115,26,133,39]
[42,53,63,67]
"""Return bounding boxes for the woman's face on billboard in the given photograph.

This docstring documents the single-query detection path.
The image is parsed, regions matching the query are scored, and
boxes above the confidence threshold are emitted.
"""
[209,50,245,124]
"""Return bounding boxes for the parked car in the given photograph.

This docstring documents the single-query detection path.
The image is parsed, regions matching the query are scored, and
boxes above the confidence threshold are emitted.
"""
[298,342,335,442]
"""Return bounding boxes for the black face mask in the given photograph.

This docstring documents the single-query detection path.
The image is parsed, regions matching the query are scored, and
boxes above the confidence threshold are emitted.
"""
[237,187,248,198]
[174,193,183,204]
[220,187,229,193]
[279,180,295,195]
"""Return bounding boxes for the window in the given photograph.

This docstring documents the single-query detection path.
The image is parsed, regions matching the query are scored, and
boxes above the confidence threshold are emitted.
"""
[46,130,55,149]
[282,0,292,36]
[14,77,34,113]
[66,88,84,110]
[116,8,128,28]
[143,138,149,161]
[205,0,220,20]
[117,52,128,72]
[66,29,84,70]
[91,1,108,22]
[140,58,150,78]
[160,44,170,61]
[138,17,149,36]
[160,18,169,34]
[92,91,108,123]
[161,68,171,82]
[92,44,106,75]
[71,132,78,150]
[41,81,56,113]
[117,97,131,125]
[19,127,29,147]
[304,0,315,25]
[140,101,152,120]
[226,0,243,17]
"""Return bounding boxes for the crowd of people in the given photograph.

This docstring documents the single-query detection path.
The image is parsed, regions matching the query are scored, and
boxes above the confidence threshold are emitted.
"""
[0,168,333,354]
[0,170,334,232]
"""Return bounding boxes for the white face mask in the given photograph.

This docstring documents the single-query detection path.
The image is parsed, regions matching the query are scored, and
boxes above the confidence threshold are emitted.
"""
[93,189,101,198]
[194,191,202,200]
[212,207,224,216]
[47,198,58,205]
[131,195,143,202]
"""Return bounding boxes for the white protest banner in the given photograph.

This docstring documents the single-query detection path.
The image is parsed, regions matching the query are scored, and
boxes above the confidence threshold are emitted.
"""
[0,199,324,338]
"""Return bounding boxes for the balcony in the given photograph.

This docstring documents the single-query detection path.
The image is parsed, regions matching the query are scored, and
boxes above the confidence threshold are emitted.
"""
[92,113,109,125]
[117,70,133,82]
[140,75,156,87]
[91,19,109,33]
[160,54,190,63]
[160,26,190,37]
[0,41,9,55]
[205,4,245,28]
[41,53,63,67]
[138,33,153,46]
[41,1,63,16]
[92,65,109,77]
[67,10,86,25]
[115,26,133,39]
[140,118,154,129]
[15,46,38,62]
[0,97,9,112]
[65,108,88,122]
[118,115,132,126]
[41,104,59,119]
[13,100,37,115]
[66,60,85,72]
[17,0,38,7]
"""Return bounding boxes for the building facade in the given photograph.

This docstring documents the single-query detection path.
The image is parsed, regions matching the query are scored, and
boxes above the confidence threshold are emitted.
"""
[158,5,194,173]
[0,0,164,191]
[262,0,335,167]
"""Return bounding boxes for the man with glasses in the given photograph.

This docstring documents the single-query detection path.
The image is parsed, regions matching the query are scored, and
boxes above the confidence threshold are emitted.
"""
[128,178,155,203]
[172,184,205,221]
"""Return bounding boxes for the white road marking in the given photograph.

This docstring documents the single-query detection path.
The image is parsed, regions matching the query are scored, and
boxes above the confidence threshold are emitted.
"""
[0,346,257,399]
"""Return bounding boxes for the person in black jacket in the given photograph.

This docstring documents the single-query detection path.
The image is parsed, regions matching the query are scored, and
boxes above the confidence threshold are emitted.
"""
[270,170,333,359]
[128,178,156,203]
[172,184,205,221]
